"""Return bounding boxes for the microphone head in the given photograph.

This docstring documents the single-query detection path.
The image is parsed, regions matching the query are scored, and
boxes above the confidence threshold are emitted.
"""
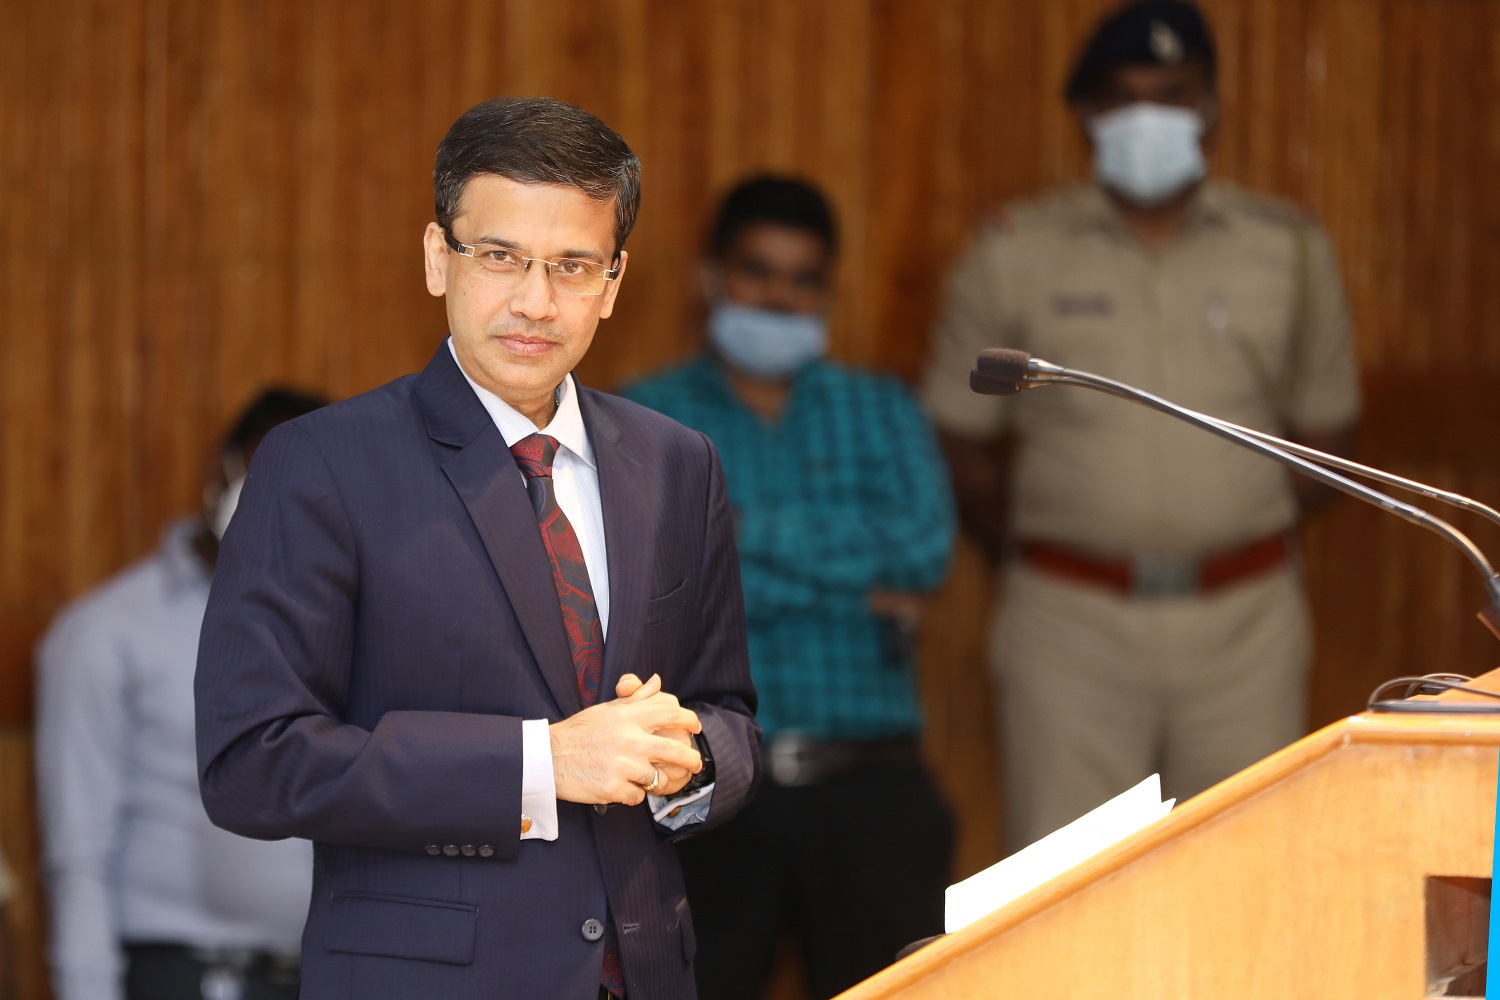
[975,348,1032,390]
[970,368,1021,396]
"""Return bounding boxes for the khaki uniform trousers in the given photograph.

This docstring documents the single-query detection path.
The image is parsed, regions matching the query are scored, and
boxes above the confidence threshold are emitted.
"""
[991,561,1309,850]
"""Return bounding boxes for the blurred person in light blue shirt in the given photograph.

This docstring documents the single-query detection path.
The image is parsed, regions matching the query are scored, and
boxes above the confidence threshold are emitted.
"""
[36,388,325,1000]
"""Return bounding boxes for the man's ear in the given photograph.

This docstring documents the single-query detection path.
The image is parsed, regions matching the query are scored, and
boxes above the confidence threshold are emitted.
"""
[1196,94,1221,159]
[1199,94,1221,134]
[1070,100,1097,148]
[422,222,449,298]
[700,260,723,303]
[598,250,629,319]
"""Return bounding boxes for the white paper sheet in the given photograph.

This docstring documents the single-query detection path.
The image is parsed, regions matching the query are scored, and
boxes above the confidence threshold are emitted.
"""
[944,773,1175,933]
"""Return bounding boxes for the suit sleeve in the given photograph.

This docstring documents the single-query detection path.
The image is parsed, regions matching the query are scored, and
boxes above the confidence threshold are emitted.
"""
[195,423,526,860]
[665,432,761,840]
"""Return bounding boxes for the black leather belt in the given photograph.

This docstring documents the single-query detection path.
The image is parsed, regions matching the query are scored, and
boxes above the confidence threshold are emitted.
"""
[124,942,300,985]
[764,734,922,787]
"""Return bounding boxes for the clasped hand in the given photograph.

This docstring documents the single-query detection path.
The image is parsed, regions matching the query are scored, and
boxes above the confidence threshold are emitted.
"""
[549,673,703,806]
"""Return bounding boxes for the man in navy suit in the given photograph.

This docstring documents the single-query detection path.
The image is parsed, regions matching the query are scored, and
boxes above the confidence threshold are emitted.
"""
[195,96,760,1000]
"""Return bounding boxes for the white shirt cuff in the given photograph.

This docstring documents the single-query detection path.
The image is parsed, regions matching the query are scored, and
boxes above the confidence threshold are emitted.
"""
[648,783,715,831]
[520,719,559,841]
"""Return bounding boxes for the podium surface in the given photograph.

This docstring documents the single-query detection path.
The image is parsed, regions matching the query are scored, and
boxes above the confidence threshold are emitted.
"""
[841,683,1500,999]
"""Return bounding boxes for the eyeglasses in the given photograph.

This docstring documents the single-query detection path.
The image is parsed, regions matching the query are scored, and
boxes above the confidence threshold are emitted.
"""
[443,230,620,296]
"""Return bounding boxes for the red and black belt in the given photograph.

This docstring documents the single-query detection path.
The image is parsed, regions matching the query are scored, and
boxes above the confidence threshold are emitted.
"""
[1017,532,1293,598]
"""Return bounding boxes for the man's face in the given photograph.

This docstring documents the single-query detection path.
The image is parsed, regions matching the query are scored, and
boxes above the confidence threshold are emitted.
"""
[1081,61,1216,135]
[423,174,627,415]
[710,223,832,316]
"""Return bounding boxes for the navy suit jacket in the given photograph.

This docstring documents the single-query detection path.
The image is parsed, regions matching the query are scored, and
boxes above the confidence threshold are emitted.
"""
[195,344,760,1000]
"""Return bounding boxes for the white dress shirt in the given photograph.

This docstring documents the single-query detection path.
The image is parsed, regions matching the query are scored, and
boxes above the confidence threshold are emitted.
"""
[450,340,605,841]
[449,340,712,837]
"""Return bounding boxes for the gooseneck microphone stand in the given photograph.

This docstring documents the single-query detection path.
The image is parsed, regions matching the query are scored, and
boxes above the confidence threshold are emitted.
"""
[971,347,1500,643]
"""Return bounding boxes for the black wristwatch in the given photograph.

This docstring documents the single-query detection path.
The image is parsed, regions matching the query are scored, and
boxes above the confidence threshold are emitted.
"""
[684,731,715,792]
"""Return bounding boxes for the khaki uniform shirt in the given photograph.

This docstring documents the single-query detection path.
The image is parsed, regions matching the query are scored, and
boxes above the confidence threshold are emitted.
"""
[922,180,1361,558]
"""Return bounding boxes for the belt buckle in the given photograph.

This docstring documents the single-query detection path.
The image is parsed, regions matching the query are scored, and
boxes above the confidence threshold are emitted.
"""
[200,966,246,1000]
[1131,555,1199,598]
[767,733,817,787]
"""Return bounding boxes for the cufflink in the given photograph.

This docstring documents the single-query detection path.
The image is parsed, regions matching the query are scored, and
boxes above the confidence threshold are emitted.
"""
[520,815,533,835]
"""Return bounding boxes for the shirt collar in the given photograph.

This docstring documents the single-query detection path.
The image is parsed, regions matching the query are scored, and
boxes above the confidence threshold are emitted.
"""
[1186,180,1233,228]
[447,336,595,469]
[1073,179,1231,237]
[693,350,826,413]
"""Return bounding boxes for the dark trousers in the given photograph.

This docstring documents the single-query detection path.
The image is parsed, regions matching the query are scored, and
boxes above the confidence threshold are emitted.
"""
[124,944,299,1000]
[677,762,953,1000]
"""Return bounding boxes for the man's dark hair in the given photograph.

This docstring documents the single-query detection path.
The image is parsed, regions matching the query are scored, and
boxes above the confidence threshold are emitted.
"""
[222,387,328,455]
[434,96,642,256]
[709,176,839,259]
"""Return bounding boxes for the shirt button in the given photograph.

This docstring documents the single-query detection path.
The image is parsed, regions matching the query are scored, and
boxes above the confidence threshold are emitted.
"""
[442,845,459,857]
[581,918,605,942]
[424,845,441,856]
[520,815,533,835]
[460,845,476,857]
[478,845,495,858]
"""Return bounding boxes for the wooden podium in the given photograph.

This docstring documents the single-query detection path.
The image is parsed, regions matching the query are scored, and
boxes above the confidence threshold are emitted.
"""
[839,672,1500,999]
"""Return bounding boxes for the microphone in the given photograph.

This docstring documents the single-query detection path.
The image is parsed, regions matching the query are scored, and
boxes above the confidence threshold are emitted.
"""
[970,349,1500,642]
[977,349,1500,530]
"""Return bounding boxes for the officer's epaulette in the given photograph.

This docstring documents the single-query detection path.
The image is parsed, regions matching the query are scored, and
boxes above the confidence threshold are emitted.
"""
[1217,183,1320,229]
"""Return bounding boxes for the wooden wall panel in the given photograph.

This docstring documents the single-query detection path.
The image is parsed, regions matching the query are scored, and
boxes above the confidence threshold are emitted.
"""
[3,2,1499,998]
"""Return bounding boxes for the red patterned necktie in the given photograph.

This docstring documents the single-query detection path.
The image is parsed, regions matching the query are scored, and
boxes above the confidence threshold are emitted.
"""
[509,433,624,997]
[510,433,606,708]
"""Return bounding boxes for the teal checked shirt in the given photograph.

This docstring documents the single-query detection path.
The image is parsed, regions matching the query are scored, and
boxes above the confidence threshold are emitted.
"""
[624,353,957,741]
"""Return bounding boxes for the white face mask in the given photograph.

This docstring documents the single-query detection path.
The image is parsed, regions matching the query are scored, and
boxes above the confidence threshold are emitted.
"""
[204,452,246,541]
[708,302,828,379]
[1088,103,1206,207]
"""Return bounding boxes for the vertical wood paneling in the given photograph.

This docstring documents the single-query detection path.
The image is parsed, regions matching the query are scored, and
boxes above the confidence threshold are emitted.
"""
[4,3,1500,998]
[0,728,44,1000]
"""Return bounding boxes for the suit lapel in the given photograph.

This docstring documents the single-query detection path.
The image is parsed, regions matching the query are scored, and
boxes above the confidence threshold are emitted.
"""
[582,389,650,695]
[416,346,584,719]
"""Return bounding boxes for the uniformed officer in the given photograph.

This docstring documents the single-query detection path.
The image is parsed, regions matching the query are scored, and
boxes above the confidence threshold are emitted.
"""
[921,0,1361,850]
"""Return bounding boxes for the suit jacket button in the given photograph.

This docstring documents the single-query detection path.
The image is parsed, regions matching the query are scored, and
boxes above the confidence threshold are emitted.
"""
[442,845,459,857]
[478,845,495,858]
[424,845,441,856]
[581,918,605,942]
[460,845,476,857]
